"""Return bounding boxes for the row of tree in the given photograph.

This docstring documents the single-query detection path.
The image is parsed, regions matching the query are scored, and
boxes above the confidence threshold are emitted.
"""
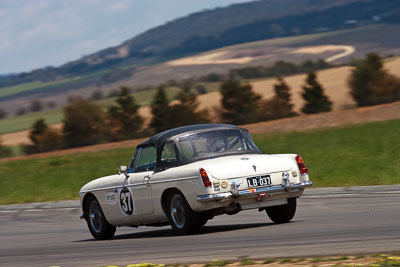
[23,87,144,153]
[2,53,399,157]
[0,137,12,158]
[164,59,331,86]
[21,71,332,154]
[22,85,210,153]
[349,53,400,106]
[150,87,209,133]
[228,59,331,80]
[218,72,332,125]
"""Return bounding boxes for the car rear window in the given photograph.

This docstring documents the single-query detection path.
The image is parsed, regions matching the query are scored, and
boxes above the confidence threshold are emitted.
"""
[177,129,259,159]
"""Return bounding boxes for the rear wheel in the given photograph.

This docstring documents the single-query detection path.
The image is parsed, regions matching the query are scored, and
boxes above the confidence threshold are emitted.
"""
[266,198,297,223]
[198,215,209,227]
[167,191,200,234]
[85,195,116,240]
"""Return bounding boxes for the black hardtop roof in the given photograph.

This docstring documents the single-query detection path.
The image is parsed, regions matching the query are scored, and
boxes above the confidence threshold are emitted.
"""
[138,124,244,148]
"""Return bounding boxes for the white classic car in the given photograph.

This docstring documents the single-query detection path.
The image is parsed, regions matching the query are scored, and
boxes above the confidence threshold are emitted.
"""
[79,124,312,240]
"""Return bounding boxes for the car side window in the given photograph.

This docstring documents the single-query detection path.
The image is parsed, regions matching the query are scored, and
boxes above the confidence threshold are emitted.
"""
[128,148,142,172]
[137,146,156,171]
[180,140,195,159]
[130,146,156,172]
[161,141,178,162]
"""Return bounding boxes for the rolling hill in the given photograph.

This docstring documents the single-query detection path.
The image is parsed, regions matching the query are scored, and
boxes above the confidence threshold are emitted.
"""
[1,0,400,97]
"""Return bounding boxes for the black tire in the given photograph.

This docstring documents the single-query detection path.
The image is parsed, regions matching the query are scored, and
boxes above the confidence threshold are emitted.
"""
[266,198,297,224]
[198,215,209,227]
[166,191,200,234]
[85,195,116,240]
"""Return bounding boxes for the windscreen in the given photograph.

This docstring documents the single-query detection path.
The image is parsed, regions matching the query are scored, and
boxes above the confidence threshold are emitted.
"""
[178,129,260,159]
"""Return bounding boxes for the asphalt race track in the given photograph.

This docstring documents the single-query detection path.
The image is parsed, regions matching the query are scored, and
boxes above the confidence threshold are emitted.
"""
[1,187,400,267]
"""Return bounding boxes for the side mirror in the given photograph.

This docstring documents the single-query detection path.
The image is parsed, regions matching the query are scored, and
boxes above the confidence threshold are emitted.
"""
[119,166,129,178]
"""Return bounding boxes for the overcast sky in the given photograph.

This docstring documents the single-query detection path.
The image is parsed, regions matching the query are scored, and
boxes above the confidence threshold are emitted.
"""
[0,0,254,74]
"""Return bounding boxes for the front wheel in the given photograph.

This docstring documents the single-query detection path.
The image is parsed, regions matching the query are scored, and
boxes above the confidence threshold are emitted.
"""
[85,195,116,240]
[266,198,297,223]
[167,191,200,234]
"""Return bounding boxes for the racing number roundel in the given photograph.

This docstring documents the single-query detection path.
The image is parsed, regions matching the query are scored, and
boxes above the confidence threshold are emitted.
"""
[120,187,134,215]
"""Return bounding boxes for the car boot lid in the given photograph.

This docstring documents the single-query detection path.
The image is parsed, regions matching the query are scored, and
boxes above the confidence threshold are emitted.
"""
[197,154,296,180]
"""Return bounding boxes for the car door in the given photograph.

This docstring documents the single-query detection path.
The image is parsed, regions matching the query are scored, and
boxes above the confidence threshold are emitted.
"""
[126,146,155,216]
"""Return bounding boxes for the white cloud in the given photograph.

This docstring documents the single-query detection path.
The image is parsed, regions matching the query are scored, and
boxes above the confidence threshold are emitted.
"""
[81,0,107,5]
[0,41,10,54]
[19,21,79,42]
[21,0,52,15]
[106,0,132,13]
[0,8,7,17]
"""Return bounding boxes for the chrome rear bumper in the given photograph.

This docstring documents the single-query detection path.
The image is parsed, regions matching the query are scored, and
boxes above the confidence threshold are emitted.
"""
[197,181,312,202]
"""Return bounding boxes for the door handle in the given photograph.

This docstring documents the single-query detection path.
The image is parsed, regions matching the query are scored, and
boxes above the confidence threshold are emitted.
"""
[143,175,151,183]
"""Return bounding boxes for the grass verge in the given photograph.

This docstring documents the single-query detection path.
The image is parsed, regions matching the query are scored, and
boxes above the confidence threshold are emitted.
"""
[0,119,400,204]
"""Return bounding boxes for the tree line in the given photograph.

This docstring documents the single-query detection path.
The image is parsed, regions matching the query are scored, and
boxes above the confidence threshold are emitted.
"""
[17,71,332,154]
[1,53,399,157]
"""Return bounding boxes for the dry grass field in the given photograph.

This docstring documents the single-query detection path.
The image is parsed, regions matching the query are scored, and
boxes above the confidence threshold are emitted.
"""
[195,56,400,113]
[3,56,400,147]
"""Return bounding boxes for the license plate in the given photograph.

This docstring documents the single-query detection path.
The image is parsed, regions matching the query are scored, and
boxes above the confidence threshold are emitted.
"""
[247,175,271,187]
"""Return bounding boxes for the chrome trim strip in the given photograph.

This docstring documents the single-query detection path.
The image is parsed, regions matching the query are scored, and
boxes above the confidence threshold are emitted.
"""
[197,181,313,202]
[80,185,124,194]
[197,192,232,201]
[79,183,149,193]
[79,176,198,193]
[151,176,198,185]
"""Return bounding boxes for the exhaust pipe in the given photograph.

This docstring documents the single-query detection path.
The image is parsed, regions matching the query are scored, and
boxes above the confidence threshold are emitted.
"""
[231,182,240,198]
[226,202,241,215]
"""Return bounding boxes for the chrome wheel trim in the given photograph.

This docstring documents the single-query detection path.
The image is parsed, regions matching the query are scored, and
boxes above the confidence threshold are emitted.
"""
[89,201,103,233]
[170,194,185,228]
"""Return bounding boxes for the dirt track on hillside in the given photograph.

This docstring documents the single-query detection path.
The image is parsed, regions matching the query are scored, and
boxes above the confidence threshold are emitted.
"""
[169,44,355,66]
[1,101,399,163]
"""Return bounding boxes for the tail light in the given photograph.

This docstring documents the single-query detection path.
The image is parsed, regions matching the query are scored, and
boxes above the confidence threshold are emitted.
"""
[296,155,308,175]
[199,168,212,187]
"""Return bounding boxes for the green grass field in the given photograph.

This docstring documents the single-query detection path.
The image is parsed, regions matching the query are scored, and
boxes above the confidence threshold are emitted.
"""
[0,119,399,204]
[253,119,400,187]
[0,79,76,98]
[0,109,64,135]
[0,69,113,99]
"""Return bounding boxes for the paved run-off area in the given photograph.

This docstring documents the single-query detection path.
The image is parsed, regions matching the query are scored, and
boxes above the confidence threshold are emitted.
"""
[0,186,400,267]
